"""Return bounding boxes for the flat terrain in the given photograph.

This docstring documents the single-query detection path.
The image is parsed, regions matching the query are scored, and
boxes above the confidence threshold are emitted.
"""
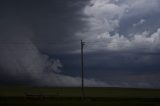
[0,87,160,106]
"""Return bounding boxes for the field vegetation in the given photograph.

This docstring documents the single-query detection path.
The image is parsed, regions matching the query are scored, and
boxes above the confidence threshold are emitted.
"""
[0,87,160,106]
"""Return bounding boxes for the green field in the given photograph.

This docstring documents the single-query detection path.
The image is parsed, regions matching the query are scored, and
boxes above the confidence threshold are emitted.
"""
[0,87,160,106]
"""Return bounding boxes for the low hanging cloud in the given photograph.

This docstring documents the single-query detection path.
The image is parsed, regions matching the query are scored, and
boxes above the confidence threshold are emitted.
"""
[1,0,160,88]
[0,19,107,87]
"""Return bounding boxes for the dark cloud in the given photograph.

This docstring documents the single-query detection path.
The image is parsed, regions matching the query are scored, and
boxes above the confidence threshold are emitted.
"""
[0,0,89,53]
[0,0,107,87]
[1,0,160,88]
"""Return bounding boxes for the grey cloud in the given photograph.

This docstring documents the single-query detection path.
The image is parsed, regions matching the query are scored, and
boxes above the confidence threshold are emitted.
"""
[0,0,90,53]
[77,0,160,53]
[0,17,106,86]
[133,19,145,27]
[1,0,160,88]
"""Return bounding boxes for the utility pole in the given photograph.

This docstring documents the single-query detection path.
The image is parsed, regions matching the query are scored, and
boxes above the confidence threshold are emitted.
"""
[81,40,85,99]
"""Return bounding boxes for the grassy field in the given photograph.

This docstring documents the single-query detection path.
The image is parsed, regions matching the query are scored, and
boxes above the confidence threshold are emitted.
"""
[0,87,160,106]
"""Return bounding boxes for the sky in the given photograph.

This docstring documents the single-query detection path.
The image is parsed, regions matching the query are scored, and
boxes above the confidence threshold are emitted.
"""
[0,0,160,88]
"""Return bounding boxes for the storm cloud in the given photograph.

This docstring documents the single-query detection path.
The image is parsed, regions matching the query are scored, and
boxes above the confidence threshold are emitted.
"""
[0,0,160,88]
[75,0,160,88]
[0,0,107,86]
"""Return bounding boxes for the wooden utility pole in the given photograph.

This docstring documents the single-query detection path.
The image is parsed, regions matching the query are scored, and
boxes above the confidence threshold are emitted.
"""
[81,40,85,99]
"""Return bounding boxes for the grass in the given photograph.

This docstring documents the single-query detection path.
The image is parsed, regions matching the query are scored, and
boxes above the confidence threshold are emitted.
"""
[0,87,160,106]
